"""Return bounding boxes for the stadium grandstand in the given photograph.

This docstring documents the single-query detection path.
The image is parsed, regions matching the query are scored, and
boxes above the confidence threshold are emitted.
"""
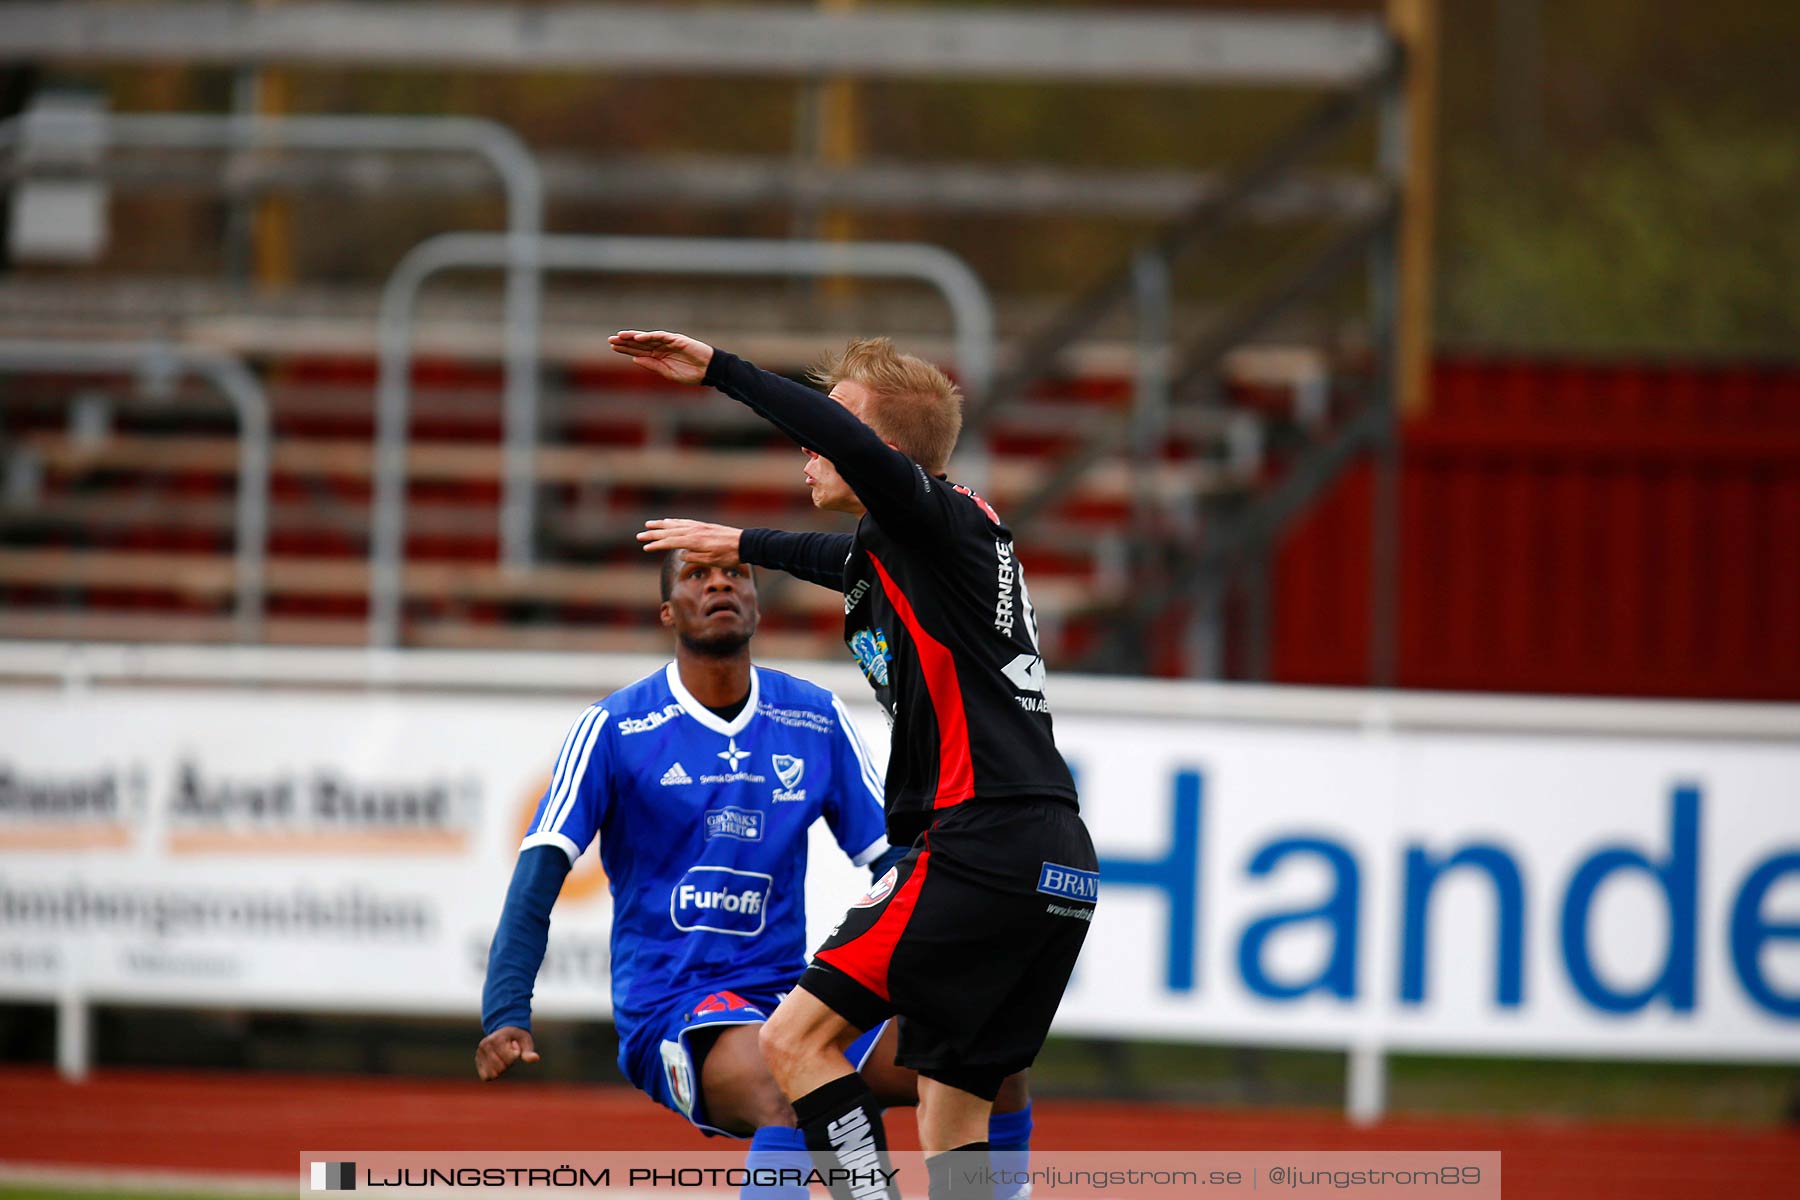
[1,4,1797,1200]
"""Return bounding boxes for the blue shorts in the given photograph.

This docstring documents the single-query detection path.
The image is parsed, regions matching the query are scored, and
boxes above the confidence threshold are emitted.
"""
[621,986,889,1138]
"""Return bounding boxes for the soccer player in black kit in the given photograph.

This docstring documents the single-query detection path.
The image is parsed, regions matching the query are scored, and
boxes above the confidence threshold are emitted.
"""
[616,330,1097,1200]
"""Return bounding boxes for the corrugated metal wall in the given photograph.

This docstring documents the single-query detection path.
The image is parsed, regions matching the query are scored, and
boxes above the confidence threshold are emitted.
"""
[1272,358,1800,699]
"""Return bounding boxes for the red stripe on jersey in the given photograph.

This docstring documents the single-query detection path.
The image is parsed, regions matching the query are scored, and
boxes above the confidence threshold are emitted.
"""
[815,844,932,1000]
[952,483,1001,525]
[866,550,975,808]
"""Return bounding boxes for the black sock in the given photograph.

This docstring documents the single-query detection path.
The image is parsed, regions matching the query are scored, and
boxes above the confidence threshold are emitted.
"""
[792,1075,897,1200]
[927,1142,991,1200]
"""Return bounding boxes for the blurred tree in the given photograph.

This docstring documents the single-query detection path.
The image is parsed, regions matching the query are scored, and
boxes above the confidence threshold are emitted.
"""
[1442,113,1800,357]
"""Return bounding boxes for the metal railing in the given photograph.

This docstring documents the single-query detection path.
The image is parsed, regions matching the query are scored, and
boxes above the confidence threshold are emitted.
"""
[0,341,270,641]
[963,46,1407,681]
[369,232,995,648]
[0,110,545,569]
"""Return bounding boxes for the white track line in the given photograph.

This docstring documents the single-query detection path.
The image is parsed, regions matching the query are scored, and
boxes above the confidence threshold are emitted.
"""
[0,1164,724,1200]
[0,1163,291,1196]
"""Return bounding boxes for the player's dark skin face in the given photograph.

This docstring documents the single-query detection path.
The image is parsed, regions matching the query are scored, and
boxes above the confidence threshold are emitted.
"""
[661,551,760,707]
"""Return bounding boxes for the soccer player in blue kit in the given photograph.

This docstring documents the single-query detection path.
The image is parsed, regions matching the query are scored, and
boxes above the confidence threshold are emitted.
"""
[477,549,1035,1200]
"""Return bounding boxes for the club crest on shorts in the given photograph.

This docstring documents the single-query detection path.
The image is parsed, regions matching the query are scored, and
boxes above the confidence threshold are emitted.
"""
[853,865,899,909]
[659,1038,695,1117]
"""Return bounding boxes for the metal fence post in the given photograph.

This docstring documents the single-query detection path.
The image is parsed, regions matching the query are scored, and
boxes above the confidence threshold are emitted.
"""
[1368,72,1407,688]
[0,110,545,568]
[0,341,270,641]
[370,233,994,648]
[1131,247,1173,527]
[1347,1040,1388,1125]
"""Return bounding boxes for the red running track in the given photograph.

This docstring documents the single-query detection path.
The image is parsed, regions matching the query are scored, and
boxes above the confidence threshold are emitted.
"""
[1,1068,1797,1200]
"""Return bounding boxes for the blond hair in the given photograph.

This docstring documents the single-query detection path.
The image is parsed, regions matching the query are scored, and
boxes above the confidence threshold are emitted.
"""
[808,337,963,474]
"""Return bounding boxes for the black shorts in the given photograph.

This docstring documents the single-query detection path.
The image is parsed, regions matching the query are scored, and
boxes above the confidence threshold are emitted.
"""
[800,799,1096,1082]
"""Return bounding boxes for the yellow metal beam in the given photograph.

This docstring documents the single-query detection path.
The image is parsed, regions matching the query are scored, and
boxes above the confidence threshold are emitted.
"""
[1387,0,1438,417]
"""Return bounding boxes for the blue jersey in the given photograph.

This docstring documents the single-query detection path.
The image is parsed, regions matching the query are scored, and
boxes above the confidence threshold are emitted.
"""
[519,663,889,1036]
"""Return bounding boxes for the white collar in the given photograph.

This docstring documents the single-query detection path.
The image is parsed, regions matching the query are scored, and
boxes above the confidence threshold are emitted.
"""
[665,661,760,737]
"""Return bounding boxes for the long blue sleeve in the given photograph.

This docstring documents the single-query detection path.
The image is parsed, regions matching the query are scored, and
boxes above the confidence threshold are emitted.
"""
[481,844,572,1034]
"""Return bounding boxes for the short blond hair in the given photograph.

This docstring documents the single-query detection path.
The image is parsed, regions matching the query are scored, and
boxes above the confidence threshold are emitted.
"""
[808,337,963,474]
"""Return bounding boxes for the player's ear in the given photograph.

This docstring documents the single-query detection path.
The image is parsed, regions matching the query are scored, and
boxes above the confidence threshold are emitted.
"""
[658,601,674,629]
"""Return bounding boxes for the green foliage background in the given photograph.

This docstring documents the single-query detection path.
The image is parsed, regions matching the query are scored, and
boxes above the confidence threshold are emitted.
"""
[1435,0,1800,356]
[1443,116,1800,356]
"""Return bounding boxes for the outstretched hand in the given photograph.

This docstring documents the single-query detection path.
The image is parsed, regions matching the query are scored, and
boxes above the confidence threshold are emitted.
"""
[474,1025,540,1081]
[608,330,714,385]
[637,519,744,566]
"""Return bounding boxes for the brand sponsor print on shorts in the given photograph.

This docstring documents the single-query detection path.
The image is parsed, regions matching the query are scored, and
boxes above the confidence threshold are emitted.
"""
[1036,861,1099,903]
[1044,901,1095,921]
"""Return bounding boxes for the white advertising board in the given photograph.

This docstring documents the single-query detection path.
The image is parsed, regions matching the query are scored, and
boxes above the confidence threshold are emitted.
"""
[1,652,1796,1065]
[1055,716,1800,1059]
[0,687,879,1020]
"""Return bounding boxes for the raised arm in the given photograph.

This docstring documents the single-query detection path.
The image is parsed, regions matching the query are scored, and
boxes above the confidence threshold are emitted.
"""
[637,519,853,592]
[609,331,927,529]
[740,528,855,592]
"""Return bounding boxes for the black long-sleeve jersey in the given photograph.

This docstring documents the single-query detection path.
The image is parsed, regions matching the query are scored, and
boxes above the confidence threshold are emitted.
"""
[706,348,1080,848]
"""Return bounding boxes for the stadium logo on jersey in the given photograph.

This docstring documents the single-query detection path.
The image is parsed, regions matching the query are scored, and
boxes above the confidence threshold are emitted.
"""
[671,866,773,936]
[659,1039,695,1117]
[703,806,763,842]
[660,762,694,786]
[619,703,684,735]
[1036,862,1100,903]
[770,755,806,802]
[850,627,892,687]
[853,866,899,909]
